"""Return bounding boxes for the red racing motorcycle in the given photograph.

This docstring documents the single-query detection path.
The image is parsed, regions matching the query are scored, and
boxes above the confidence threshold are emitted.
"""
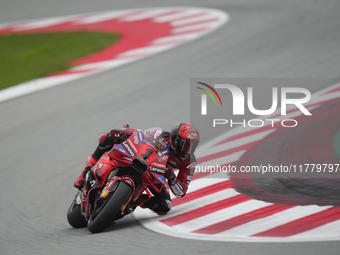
[67,127,169,233]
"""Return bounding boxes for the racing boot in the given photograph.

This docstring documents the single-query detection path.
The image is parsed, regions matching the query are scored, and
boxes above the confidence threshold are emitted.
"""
[74,155,97,190]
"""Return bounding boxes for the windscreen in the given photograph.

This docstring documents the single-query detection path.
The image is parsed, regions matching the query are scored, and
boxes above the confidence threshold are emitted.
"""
[143,127,166,152]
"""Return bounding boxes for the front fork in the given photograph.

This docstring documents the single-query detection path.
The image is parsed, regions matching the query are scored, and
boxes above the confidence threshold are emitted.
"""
[98,173,158,217]
[75,190,82,205]
[100,175,136,211]
[80,160,118,218]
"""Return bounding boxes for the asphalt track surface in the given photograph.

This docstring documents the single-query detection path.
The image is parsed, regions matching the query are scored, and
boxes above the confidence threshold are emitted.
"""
[1,0,340,255]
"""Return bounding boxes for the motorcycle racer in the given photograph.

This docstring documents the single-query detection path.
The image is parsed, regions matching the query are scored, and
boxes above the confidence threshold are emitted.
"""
[74,123,200,215]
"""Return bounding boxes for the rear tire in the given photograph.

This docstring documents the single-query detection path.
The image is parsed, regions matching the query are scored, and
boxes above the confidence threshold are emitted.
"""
[87,181,132,233]
[67,198,87,228]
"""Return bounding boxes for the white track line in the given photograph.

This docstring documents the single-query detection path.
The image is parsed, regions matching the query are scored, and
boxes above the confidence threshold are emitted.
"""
[153,10,204,23]
[119,9,172,22]
[70,58,140,71]
[151,33,202,44]
[75,11,132,24]
[172,22,220,33]
[117,45,176,57]
[13,16,77,31]
[171,14,219,26]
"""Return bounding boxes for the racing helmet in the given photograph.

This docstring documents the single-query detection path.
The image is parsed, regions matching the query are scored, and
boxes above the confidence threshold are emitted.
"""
[170,123,200,158]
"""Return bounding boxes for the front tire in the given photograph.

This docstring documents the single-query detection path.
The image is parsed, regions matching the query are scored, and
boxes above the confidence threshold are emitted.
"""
[87,181,132,233]
[67,196,87,228]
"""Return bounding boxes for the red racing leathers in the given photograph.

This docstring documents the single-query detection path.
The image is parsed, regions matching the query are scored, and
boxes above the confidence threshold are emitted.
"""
[166,153,196,197]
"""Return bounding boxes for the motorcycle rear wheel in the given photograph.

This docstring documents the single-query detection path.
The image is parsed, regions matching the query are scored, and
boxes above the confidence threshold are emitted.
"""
[87,181,132,233]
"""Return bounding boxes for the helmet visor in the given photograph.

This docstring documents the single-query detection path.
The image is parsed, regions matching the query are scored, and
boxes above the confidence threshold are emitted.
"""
[177,138,199,155]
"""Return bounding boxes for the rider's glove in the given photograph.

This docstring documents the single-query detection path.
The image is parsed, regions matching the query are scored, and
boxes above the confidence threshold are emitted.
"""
[108,129,123,144]
[165,166,176,186]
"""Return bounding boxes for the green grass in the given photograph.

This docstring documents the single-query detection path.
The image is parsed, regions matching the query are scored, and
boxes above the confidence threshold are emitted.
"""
[0,31,120,90]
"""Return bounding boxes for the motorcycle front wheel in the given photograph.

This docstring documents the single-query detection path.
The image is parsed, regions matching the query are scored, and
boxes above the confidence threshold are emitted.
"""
[67,194,87,228]
[87,181,132,233]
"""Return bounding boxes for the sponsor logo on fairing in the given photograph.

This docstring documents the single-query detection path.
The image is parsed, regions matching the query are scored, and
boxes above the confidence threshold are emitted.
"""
[157,150,168,156]
[128,140,138,152]
[122,141,135,157]
[157,143,170,156]
[150,166,166,174]
[134,133,139,144]
[157,155,169,162]
[115,144,128,155]
[137,129,144,144]
[153,173,165,183]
